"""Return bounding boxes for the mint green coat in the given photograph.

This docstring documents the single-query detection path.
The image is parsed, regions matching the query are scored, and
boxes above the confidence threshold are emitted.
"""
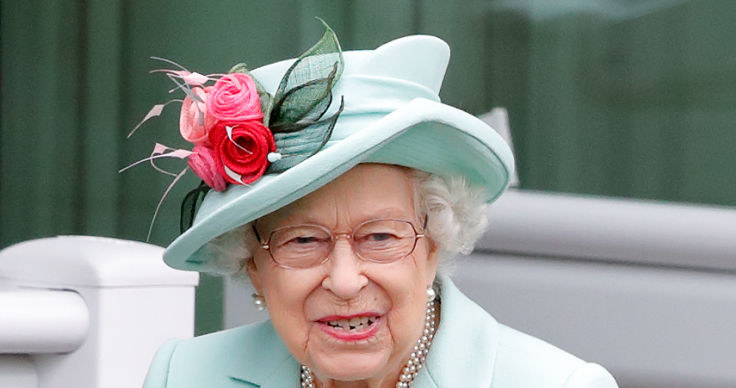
[143,277,618,388]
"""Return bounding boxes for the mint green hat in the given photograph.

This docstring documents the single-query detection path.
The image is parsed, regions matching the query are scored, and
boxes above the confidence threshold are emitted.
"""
[163,35,514,272]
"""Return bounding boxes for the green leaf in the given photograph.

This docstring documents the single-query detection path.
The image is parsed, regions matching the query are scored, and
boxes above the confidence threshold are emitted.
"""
[228,63,249,74]
[270,65,337,131]
[267,97,344,173]
[267,19,343,127]
[254,80,272,118]
[180,181,210,233]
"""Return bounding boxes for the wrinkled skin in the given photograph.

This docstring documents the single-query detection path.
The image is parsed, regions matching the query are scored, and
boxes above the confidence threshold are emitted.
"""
[247,164,439,388]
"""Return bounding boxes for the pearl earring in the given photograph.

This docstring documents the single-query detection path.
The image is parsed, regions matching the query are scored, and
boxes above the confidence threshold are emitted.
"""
[251,293,266,311]
[426,285,436,302]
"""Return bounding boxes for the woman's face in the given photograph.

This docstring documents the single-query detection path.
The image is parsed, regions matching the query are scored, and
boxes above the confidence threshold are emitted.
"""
[247,164,438,384]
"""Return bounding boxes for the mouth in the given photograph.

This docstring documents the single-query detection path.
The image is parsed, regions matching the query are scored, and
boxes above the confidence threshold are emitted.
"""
[316,313,382,342]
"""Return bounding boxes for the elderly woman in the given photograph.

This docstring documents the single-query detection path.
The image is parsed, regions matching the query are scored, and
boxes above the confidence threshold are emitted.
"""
[140,25,618,388]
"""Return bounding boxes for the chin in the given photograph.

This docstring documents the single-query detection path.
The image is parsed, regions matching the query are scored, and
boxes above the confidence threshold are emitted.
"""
[310,351,391,381]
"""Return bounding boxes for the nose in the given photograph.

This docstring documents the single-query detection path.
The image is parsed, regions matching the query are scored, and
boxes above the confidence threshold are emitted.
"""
[321,238,368,299]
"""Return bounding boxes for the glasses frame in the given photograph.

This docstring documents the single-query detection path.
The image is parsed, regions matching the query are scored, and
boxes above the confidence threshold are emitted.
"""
[252,216,428,269]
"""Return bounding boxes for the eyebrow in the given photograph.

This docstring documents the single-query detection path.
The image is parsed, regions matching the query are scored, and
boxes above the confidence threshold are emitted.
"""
[364,207,415,220]
[270,207,416,229]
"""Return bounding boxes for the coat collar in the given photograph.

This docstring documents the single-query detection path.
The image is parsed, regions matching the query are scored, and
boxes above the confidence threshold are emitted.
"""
[225,276,498,387]
[413,275,499,387]
[225,321,299,387]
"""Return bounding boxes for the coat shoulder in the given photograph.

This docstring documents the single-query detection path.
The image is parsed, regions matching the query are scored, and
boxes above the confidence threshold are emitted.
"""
[142,321,279,388]
[143,338,182,388]
[491,324,618,388]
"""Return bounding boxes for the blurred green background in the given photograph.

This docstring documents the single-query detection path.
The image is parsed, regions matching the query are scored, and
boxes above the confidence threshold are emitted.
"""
[2,0,735,335]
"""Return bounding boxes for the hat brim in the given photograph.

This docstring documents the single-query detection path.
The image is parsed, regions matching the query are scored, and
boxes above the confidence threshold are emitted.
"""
[163,98,514,272]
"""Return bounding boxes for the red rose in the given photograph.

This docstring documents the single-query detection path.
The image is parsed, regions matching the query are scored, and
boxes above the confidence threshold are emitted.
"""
[209,120,276,185]
[206,73,263,129]
[187,145,227,192]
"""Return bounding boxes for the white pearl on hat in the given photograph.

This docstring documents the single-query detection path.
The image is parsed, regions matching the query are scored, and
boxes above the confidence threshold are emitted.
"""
[267,152,282,162]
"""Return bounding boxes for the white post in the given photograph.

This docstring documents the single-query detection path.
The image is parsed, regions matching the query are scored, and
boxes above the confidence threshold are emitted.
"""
[0,236,199,388]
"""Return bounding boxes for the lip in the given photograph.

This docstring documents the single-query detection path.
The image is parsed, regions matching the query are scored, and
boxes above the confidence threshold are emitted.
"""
[317,312,380,321]
[316,313,382,342]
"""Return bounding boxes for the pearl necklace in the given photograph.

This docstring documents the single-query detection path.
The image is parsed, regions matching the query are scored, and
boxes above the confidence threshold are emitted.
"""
[300,299,438,388]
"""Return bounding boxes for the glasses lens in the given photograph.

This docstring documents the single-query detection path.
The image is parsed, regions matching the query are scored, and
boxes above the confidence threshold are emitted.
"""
[269,225,331,268]
[353,220,416,262]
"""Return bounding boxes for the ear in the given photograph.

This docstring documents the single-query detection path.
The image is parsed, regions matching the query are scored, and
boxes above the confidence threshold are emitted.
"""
[245,257,264,295]
[423,237,440,286]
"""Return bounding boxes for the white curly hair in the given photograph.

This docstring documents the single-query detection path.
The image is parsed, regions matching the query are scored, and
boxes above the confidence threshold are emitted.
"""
[204,169,488,281]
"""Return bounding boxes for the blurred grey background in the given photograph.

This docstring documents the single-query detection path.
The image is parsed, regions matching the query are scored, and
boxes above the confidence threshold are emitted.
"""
[2,1,736,386]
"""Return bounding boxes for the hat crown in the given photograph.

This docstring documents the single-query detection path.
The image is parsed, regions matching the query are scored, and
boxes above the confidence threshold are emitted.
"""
[251,35,450,96]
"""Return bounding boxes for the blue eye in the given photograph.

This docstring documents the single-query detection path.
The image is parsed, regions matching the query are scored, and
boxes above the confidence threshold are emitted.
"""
[295,236,319,244]
[369,233,393,241]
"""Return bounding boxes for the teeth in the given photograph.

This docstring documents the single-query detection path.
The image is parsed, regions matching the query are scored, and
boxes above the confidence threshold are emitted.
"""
[325,316,377,330]
[349,317,362,329]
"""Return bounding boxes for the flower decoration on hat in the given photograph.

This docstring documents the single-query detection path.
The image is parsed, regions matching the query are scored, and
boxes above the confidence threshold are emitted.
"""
[123,20,344,239]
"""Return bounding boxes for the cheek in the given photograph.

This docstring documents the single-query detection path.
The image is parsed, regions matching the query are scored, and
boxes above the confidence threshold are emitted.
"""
[381,256,430,354]
[256,261,322,359]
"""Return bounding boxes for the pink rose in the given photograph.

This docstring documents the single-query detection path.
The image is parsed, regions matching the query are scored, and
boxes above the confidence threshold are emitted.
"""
[206,73,263,129]
[209,120,276,185]
[187,145,227,192]
[179,87,211,145]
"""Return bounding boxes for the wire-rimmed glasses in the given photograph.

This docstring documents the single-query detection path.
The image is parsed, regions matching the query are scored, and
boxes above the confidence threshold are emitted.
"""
[252,218,427,269]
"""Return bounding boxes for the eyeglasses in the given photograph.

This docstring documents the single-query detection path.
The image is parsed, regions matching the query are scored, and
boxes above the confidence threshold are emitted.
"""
[252,217,427,269]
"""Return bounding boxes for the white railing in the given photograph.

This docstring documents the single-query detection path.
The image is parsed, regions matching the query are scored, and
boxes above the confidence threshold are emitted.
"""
[0,288,88,354]
[480,189,736,272]
[0,236,198,388]
[460,190,736,388]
